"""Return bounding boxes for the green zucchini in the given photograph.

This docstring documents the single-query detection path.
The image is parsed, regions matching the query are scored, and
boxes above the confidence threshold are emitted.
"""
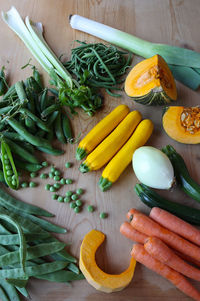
[134,183,200,225]
[162,145,200,203]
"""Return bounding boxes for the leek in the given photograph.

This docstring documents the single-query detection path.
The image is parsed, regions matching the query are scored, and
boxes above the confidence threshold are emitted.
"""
[2,7,102,115]
[70,14,200,90]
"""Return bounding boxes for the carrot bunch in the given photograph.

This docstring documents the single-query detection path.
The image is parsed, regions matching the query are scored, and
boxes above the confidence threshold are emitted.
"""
[120,207,200,301]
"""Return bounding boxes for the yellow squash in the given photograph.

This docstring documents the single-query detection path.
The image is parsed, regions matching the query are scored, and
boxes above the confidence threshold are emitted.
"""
[163,106,200,144]
[79,110,142,173]
[99,119,154,191]
[79,229,136,293]
[125,54,177,105]
[76,105,130,160]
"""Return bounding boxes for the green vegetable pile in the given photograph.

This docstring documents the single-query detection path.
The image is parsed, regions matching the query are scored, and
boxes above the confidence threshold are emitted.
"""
[0,186,83,300]
[0,66,73,189]
[64,41,132,97]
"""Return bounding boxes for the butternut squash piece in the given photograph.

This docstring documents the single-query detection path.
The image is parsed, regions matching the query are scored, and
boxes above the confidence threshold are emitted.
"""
[76,105,130,160]
[79,229,136,293]
[163,106,200,144]
[125,55,177,105]
[99,119,154,191]
[79,110,142,173]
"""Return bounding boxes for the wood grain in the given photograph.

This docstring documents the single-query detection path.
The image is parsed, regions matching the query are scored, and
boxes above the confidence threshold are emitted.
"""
[0,0,200,300]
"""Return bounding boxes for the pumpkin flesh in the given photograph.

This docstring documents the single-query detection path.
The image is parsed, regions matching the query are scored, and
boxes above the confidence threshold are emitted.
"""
[125,55,177,105]
[162,106,200,144]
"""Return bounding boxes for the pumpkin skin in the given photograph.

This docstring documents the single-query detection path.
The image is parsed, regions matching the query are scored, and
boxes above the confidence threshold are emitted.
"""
[125,54,177,105]
[162,106,200,144]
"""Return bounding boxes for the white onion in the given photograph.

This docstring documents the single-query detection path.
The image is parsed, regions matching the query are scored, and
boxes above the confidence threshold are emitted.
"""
[132,146,174,189]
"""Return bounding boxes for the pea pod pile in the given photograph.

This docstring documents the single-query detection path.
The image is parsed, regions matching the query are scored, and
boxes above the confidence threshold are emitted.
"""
[0,67,73,189]
[0,185,84,300]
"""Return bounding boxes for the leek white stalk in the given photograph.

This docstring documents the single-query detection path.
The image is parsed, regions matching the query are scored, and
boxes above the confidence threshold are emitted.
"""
[132,146,174,190]
[2,6,72,88]
[70,15,200,90]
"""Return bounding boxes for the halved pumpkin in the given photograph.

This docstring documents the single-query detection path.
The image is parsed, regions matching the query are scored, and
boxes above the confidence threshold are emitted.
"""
[162,106,200,144]
[125,54,177,105]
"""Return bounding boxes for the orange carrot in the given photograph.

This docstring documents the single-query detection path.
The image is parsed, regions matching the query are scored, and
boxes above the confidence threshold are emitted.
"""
[130,210,200,262]
[120,221,147,244]
[144,236,200,281]
[131,244,200,301]
[175,250,200,269]
[150,207,200,247]
[126,208,142,221]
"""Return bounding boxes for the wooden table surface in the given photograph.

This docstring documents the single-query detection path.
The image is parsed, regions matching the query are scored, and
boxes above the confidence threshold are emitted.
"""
[0,0,200,300]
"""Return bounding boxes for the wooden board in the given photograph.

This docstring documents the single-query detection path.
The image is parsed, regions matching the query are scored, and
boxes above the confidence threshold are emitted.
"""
[0,0,200,300]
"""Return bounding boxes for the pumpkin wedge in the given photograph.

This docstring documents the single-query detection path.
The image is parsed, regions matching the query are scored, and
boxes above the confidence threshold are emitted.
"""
[79,230,136,293]
[163,106,200,144]
[125,54,177,105]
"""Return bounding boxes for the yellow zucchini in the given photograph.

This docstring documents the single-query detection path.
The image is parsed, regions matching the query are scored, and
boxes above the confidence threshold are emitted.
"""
[76,105,130,160]
[79,110,142,173]
[99,119,154,191]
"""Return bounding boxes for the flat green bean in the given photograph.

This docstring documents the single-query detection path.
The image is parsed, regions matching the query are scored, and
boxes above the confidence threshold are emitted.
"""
[0,186,53,217]
[0,285,9,301]
[0,233,50,245]
[67,262,80,274]
[0,261,68,278]
[5,278,27,288]
[36,270,84,282]
[0,242,66,267]
[0,279,20,301]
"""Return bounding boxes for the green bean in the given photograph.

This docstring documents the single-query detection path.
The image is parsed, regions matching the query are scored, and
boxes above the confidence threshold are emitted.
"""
[18,212,67,233]
[0,284,9,301]
[5,278,27,288]
[0,233,50,245]
[41,104,61,118]
[67,262,80,274]
[15,161,42,172]
[0,242,66,267]
[0,261,68,279]
[54,112,66,144]
[6,118,52,148]
[37,146,64,156]
[4,138,39,164]
[35,270,84,282]
[0,214,26,274]
[0,279,20,301]
[19,108,50,132]
[62,113,73,143]
[1,140,19,190]
[105,88,122,97]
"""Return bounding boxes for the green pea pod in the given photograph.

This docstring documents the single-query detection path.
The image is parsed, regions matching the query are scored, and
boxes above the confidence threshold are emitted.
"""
[46,111,59,126]
[4,138,39,164]
[1,131,25,142]
[40,88,48,112]
[25,88,36,114]
[27,76,43,94]
[25,116,36,133]
[41,103,61,118]
[0,279,20,301]
[19,108,50,132]
[2,84,17,101]
[0,214,26,275]
[1,140,19,190]
[14,160,42,172]
[0,67,8,96]
[15,81,27,106]
[0,170,5,182]
[0,187,53,217]
[62,113,73,143]
[32,67,43,89]
[37,146,64,156]
[7,118,52,148]
[54,112,66,144]
[0,261,68,279]
[49,88,58,97]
